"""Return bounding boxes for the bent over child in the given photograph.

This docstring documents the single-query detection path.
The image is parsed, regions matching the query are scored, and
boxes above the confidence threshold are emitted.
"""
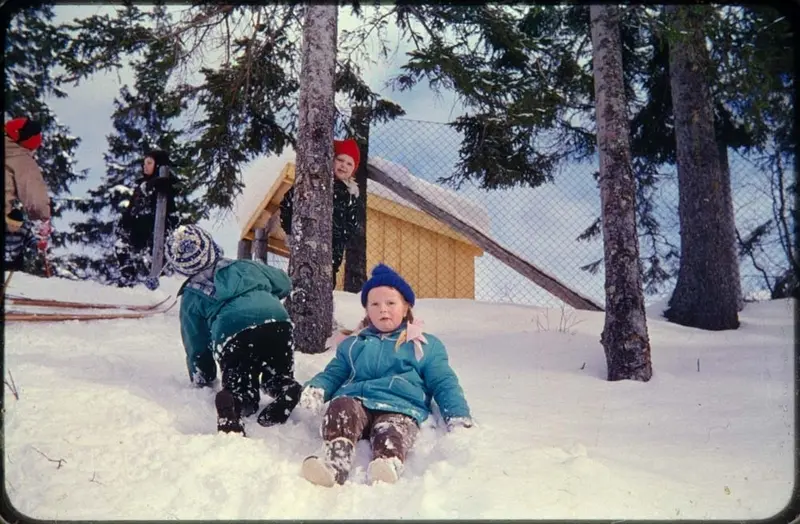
[298,263,473,486]
[165,225,302,435]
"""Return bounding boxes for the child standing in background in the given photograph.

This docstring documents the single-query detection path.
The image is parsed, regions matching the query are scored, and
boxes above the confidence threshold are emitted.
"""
[4,117,52,271]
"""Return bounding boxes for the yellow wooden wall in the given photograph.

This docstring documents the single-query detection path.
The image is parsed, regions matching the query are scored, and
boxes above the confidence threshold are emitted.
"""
[335,208,478,299]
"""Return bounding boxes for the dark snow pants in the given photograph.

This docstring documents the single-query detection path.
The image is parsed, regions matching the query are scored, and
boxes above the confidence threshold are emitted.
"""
[217,321,302,423]
[322,396,420,463]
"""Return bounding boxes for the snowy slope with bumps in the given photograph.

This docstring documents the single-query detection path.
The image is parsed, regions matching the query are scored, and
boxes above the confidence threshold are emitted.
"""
[2,273,794,520]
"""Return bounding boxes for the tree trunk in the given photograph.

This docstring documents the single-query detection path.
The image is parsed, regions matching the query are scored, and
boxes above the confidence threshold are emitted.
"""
[664,5,740,330]
[288,4,338,354]
[590,5,652,382]
[344,105,370,292]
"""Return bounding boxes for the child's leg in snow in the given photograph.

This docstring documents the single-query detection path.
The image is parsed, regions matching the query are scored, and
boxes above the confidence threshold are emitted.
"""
[254,321,302,426]
[302,397,369,486]
[217,330,260,417]
[322,397,370,442]
[370,412,420,463]
[366,412,419,483]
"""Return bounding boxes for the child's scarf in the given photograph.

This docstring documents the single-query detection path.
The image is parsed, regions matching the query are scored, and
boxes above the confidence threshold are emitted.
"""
[331,319,427,360]
[395,319,427,360]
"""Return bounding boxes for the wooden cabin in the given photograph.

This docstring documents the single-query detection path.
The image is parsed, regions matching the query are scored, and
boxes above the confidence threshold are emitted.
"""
[238,160,486,299]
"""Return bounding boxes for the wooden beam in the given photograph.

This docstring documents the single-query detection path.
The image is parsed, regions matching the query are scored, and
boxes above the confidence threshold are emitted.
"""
[239,163,295,240]
[367,164,604,312]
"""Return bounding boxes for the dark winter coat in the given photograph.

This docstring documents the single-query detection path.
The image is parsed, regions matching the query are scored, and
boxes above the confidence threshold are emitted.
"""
[279,178,360,280]
[177,258,292,381]
[305,323,471,425]
[120,175,178,252]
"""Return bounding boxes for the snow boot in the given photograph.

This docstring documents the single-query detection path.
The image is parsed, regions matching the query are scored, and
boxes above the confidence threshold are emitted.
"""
[301,437,354,487]
[257,381,301,427]
[215,389,245,436]
[241,400,259,418]
[367,457,403,484]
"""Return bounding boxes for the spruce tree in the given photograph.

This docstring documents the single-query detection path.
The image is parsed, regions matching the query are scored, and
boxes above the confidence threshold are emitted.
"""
[4,4,86,277]
[63,6,203,285]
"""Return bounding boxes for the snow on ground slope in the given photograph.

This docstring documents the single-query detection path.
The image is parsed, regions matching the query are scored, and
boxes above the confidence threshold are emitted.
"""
[2,273,795,520]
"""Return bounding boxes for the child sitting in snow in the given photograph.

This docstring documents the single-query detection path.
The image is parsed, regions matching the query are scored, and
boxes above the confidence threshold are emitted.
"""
[165,225,302,435]
[298,263,473,486]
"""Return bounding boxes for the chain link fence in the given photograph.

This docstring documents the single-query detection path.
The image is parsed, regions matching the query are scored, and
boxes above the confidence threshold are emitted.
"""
[266,116,793,308]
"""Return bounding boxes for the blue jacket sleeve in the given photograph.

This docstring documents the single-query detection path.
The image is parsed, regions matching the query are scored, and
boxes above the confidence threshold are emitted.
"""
[179,292,215,383]
[306,339,355,400]
[420,335,471,421]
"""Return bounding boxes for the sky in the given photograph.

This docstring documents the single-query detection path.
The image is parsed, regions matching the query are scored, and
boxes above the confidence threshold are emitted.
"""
[3,272,795,519]
[35,4,791,308]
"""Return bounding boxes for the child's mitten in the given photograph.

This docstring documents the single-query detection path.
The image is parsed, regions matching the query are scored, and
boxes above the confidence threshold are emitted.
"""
[144,276,160,290]
[446,416,474,432]
[299,386,325,414]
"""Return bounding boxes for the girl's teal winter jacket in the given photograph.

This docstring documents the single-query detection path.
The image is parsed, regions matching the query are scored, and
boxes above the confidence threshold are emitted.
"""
[306,324,470,425]
[178,258,291,381]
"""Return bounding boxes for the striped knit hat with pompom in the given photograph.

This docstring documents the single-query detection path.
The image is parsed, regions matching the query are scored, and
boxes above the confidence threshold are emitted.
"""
[165,225,223,276]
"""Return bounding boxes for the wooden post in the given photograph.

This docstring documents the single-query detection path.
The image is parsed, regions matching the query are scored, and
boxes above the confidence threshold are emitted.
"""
[253,228,267,262]
[145,164,169,290]
[237,239,252,260]
[344,105,370,292]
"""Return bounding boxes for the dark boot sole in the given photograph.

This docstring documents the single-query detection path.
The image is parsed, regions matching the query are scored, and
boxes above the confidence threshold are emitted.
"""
[215,390,245,436]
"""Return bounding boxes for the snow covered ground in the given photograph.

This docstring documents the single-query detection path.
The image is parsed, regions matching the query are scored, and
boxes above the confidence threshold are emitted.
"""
[3,273,795,520]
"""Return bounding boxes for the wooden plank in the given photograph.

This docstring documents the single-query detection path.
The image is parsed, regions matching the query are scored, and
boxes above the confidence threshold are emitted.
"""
[453,244,476,299]
[367,164,604,311]
[416,228,438,298]
[383,213,401,273]
[436,237,456,298]
[367,192,479,250]
[399,220,419,285]
[365,213,380,277]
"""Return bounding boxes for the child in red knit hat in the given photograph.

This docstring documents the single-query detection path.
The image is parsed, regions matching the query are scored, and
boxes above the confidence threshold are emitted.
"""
[279,138,362,331]
[4,117,52,271]
[279,138,361,284]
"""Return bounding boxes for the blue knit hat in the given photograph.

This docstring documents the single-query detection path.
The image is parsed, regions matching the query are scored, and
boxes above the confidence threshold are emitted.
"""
[165,225,223,276]
[360,263,415,307]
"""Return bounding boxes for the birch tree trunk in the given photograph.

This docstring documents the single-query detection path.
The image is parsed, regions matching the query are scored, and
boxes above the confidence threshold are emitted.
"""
[288,4,338,353]
[590,5,652,382]
[664,5,740,330]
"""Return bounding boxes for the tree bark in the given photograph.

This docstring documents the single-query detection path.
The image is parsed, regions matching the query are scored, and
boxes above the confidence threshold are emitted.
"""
[590,5,652,382]
[664,5,740,330]
[344,105,370,292]
[288,4,338,353]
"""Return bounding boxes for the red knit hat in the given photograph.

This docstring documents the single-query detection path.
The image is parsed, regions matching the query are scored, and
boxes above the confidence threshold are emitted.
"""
[334,138,360,172]
[5,117,42,151]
